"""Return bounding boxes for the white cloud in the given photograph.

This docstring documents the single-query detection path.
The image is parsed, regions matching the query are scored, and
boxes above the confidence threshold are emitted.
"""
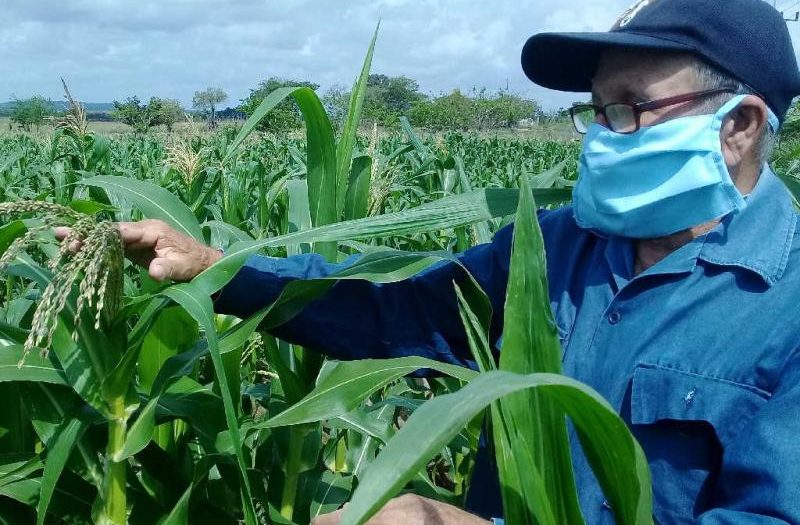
[0,0,798,111]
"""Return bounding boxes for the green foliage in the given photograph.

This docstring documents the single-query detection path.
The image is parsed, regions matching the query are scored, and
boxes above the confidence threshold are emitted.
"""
[256,180,652,525]
[153,98,185,132]
[323,74,424,129]
[321,84,351,130]
[0,27,658,525]
[0,124,599,524]
[10,96,56,131]
[111,96,185,133]
[363,74,424,127]
[238,78,320,132]
[410,89,540,131]
[111,96,150,133]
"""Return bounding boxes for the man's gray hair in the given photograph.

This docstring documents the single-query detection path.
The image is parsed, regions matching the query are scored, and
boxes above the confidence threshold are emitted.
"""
[692,58,777,166]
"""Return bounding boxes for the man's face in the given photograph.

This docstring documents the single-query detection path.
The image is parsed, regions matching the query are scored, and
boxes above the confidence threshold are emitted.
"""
[591,49,701,129]
[589,49,768,193]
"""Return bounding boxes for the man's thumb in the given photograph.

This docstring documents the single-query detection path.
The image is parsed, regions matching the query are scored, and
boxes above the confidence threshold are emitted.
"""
[149,258,173,281]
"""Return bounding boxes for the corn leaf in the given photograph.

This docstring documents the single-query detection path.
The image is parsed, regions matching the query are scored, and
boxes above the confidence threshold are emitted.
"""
[149,303,272,397]
[0,220,27,254]
[497,176,582,524]
[287,179,312,257]
[220,85,338,259]
[36,417,87,525]
[336,24,379,218]
[453,282,495,373]
[160,484,192,525]
[344,155,372,221]
[290,88,338,259]
[184,185,572,298]
[160,286,257,525]
[338,370,652,525]
[81,175,204,241]
[455,279,556,525]
[0,345,67,386]
[257,357,477,429]
[19,384,103,489]
[114,398,158,461]
[310,471,354,519]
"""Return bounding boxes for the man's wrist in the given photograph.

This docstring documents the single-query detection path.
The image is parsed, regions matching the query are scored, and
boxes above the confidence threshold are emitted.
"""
[204,246,223,270]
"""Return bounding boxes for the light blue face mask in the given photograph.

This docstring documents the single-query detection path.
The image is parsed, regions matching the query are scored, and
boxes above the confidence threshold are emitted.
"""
[572,94,780,239]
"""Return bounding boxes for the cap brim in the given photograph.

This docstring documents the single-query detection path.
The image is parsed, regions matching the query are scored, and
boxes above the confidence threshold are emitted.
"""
[521,32,695,92]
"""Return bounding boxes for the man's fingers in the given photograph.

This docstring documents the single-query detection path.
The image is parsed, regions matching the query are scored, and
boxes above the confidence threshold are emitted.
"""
[118,222,151,247]
[54,226,70,240]
[53,227,83,253]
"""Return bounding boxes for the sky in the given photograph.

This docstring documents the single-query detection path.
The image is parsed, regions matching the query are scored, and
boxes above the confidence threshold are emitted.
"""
[1,0,800,111]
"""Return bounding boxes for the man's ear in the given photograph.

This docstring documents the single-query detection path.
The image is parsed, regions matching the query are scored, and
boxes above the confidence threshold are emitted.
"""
[721,95,769,167]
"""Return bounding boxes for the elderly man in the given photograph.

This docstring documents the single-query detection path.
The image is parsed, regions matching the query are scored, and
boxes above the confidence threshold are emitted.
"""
[103,0,800,523]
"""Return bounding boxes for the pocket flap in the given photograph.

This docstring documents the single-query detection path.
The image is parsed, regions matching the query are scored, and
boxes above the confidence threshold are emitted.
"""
[631,363,770,446]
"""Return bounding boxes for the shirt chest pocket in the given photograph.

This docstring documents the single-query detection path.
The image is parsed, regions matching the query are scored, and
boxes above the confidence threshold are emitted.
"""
[630,364,770,523]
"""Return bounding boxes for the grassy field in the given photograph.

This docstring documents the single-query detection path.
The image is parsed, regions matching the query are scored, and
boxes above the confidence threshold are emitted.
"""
[0,97,587,523]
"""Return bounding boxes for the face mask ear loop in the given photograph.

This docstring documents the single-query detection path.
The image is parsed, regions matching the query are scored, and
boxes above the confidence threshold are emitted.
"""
[767,109,780,133]
[715,94,749,126]
[719,94,780,132]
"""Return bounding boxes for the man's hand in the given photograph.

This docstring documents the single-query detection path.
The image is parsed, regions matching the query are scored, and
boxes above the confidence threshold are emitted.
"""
[55,219,222,282]
[311,494,491,525]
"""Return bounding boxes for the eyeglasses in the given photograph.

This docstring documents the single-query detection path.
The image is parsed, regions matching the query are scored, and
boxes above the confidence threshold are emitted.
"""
[569,87,736,134]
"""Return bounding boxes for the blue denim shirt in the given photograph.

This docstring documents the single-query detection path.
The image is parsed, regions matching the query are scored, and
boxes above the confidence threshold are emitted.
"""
[216,168,800,524]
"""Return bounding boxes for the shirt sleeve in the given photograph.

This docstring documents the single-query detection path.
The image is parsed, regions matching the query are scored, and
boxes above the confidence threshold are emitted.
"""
[696,351,800,524]
[213,223,515,366]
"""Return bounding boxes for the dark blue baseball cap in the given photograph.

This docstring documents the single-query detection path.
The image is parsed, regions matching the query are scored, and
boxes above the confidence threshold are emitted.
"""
[521,0,800,123]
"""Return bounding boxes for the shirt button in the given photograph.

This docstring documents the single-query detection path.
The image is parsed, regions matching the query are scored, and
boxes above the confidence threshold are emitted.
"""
[607,310,622,325]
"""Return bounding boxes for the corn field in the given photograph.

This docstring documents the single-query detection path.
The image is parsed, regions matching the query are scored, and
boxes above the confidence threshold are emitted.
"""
[2,33,799,525]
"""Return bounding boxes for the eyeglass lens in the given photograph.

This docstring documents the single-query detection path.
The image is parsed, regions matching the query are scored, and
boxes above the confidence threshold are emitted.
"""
[571,104,638,134]
[571,106,595,134]
[604,104,637,133]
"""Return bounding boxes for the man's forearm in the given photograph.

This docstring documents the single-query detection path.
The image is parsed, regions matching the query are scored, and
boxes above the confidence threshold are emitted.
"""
[213,225,514,365]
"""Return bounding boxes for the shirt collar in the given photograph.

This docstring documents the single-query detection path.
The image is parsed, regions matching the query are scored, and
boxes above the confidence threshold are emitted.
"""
[600,167,796,287]
[604,229,707,286]
[697,167,797,287]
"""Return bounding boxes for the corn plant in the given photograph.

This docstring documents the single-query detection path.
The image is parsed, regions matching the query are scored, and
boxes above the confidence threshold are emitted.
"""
[0,22,607,525]
[0,202,178,525]
[235,178,653,525]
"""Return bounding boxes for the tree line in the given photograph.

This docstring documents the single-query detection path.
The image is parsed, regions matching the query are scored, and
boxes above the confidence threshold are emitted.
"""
[5,74,548,132]
[244,74,543,132]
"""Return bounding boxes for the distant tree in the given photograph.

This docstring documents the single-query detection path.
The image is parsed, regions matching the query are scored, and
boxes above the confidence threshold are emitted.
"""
[471,90,539,129]
[151,98,184,132]
[320,75,425,129]
[111,96,152,133]
[111,96,183,133]
[409,89,540,131]
[363,74,424,126]
[11,96,56,131]
[238,78,319,132]
[192,87,228,127]
[409,89,473,130]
